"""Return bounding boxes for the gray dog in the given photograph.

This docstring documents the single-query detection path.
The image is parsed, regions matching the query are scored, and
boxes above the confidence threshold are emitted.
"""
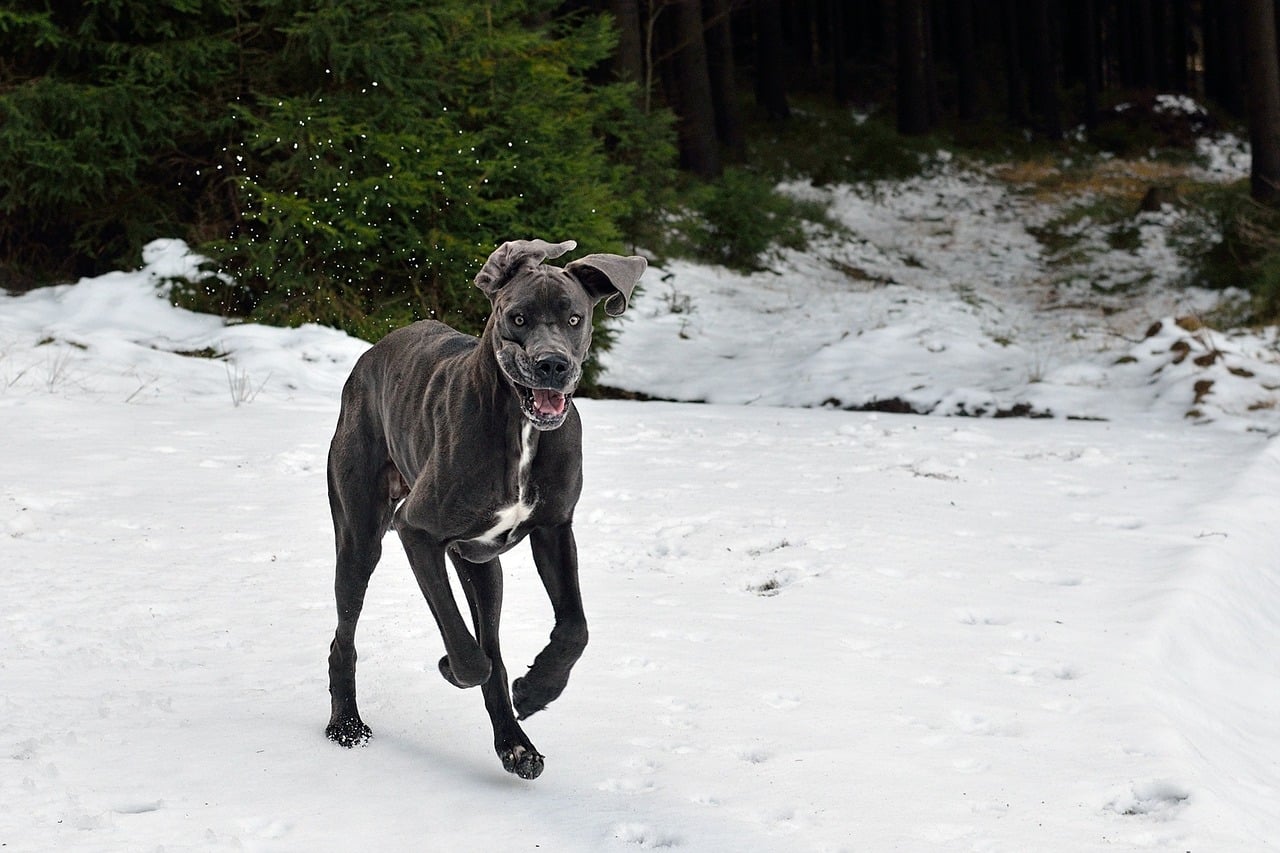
[325,238,646,779]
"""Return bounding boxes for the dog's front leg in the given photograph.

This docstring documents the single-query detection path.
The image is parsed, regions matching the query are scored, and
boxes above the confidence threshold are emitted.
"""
[449,553,545,779]
[395,523,492,689]
[513,522,589,720]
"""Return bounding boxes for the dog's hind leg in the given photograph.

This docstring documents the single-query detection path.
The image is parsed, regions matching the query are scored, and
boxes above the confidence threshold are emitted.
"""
[513,523,589,721]
[325,437,403,747]
[450,553,544,780]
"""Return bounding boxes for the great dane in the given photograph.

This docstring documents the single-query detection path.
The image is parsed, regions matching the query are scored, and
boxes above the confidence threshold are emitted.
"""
[325,238,646,779]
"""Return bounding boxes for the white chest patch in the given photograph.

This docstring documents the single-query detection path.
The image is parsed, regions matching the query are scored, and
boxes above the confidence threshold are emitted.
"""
[474,423,536,546]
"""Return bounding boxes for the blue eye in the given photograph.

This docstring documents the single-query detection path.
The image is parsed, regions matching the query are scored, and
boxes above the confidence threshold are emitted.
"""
[511,313,525,327]
[568,315,581,327]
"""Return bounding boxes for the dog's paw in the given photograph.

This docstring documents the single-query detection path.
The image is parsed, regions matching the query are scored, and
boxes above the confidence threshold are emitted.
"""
[438,654,491,689]
[326,715,372,748]
[512,675,553,720]
[500,744,545,780]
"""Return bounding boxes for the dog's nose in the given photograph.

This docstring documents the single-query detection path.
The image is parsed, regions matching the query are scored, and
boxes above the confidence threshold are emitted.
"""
[533,353,571,382]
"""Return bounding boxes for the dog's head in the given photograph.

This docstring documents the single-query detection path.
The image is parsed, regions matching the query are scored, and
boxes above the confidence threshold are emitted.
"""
[475,239,646,430]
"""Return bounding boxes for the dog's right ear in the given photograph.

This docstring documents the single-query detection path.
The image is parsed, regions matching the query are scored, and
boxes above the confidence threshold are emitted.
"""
[474,239,577,298]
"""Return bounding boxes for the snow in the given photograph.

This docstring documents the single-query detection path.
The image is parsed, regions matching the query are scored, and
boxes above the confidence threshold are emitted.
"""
[601,161,1280,433]
[3,171,1279,852]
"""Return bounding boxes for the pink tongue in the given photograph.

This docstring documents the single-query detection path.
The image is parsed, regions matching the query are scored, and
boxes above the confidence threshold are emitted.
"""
[532,389,566,417]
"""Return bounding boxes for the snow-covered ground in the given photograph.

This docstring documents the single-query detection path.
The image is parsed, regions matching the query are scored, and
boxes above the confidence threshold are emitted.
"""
[2,163,1278,852]
[603,154,1280,434]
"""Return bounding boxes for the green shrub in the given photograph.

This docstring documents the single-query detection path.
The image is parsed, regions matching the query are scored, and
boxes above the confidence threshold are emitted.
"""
[1088,94,1215,159]
[746,101,934,186]
[663,167,834,272]
[647,100,927,274]
[1176,182,1280,324]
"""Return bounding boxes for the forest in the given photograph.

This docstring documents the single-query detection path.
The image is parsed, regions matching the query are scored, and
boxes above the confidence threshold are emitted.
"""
[2,0,1279,337]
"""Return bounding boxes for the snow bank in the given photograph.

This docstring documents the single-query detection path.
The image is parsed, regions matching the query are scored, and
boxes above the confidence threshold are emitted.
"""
[1149,439,1280,846]
[0,239,368,404]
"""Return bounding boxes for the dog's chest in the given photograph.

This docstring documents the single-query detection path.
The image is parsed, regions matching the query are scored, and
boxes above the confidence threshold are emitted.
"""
[469,422,537,549]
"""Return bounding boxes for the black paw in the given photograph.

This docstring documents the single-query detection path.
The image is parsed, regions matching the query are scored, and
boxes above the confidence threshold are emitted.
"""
[326,715,372,748]
[438,654,491,689]
[512,675,555,720]
[500,744,545,780]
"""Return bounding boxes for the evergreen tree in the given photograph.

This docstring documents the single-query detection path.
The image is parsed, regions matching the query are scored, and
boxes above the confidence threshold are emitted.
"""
[0,0,674,340]
[0,0,243,284]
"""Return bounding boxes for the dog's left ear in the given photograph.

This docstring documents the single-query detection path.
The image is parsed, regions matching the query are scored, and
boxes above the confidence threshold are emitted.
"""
[565,254,648,317]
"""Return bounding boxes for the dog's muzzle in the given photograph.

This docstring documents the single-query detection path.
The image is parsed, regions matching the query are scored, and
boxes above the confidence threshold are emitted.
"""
[498,348,578,431]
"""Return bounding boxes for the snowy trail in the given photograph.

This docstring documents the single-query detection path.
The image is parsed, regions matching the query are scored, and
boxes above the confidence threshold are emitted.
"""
[3,391,1275,851]
[600,168,1280,433]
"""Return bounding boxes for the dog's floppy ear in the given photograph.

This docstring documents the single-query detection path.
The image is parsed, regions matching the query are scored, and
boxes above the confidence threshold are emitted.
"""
[474,239,577,297]
[565,253,647,316]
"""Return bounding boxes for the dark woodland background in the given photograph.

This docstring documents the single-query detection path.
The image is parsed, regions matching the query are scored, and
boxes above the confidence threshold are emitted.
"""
[595,1,1267,175]
[3,0,1279,339]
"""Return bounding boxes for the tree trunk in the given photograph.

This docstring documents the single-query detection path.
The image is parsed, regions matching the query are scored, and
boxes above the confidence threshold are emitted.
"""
[1204,0,1225,103]
[703,0,744,160]
[1204,0,1247,117]
[831,0,851,103]
[897,0,933,134]
[953,0,978,121]
[789,0,815,81]
[1136,0,1161,89]
[1242,0,1280,205]
[1170,0,1189,93]
[1025,0,1061,138]
[753,0,791,119]
[1000,0,1025,124]
[668,0,721,178]
[1117,0,1138,86]
[923,0,941,125]
[1081,0,1100,127]
[608,0,645,87]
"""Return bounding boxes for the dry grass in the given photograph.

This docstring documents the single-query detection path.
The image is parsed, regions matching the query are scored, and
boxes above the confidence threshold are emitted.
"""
[992,155,1197,205]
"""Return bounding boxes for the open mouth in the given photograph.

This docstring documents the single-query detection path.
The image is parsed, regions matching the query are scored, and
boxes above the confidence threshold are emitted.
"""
[520,386,571,429]
[494,344,576,430]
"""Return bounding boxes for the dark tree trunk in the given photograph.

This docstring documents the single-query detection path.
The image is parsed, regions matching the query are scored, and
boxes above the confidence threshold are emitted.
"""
[1137,0,1162,89]
[897,0,933,134]
[1170,0,1190,92]
[667,0,722,178]
[923,0,941,124]
[1204,0,1224,102]
[1000,0,1025,124]
[1243,0,1280,205]
[703,0,744,160]
[969,0,1003,113]
[1204,0,1247,116]
[1081,0,1100,127]
[1117,0,1138,86]
[753,0,791,119]
[831,0,852,103]
[789,0,815,82]
[608,0,645,87]
[1221,1,1248,115]
[953,0,978,121]
[1025,0,1061,138]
